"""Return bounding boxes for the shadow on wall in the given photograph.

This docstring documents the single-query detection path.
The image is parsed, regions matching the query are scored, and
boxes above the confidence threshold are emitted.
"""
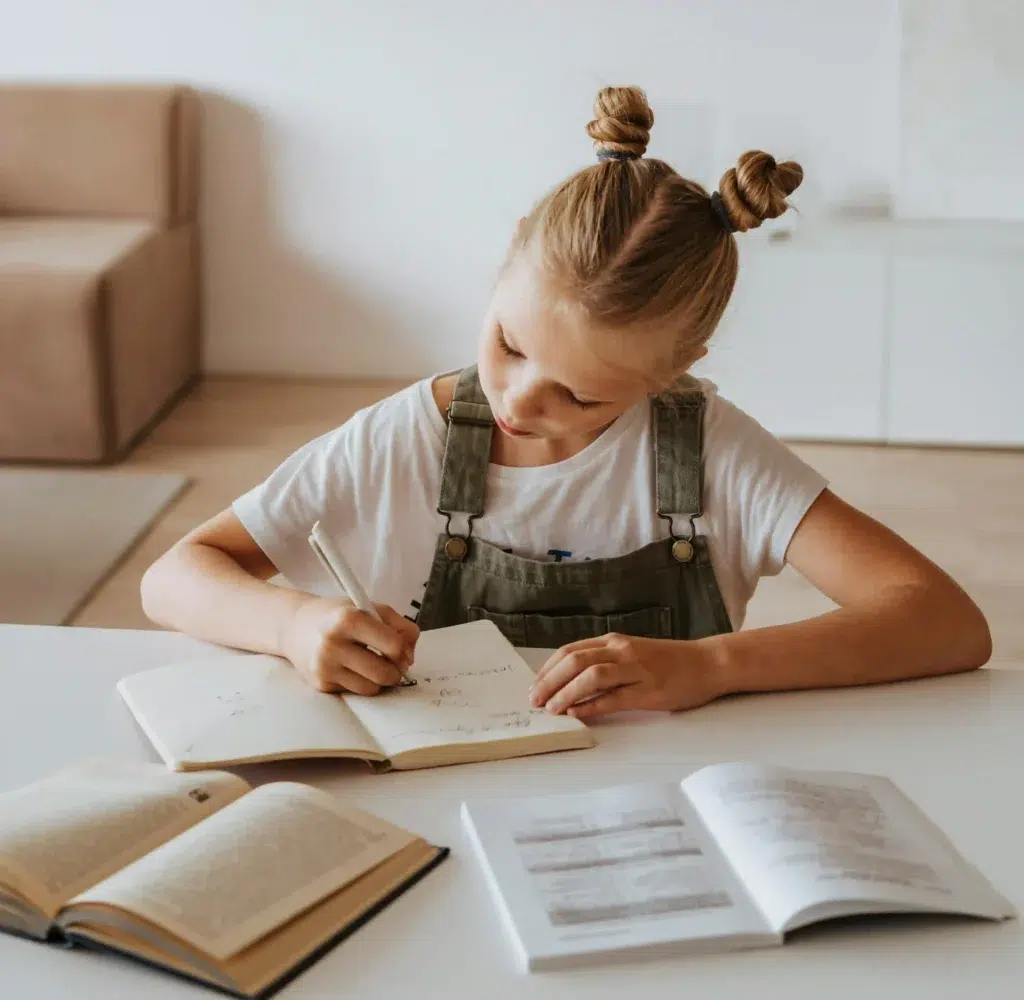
[199,94,414,378]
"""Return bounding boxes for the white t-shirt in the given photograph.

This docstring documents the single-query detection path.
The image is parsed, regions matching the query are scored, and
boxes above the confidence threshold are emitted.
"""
[232,376,827,631]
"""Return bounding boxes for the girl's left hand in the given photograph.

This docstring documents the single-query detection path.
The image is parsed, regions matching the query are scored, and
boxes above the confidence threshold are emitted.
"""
[529,634,725,720]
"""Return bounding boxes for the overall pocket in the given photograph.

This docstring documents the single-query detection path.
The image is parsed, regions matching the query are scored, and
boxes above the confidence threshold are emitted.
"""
[466,606,673,648]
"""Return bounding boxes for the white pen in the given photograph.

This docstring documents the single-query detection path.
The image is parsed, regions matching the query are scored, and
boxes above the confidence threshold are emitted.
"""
[308,521,415,686]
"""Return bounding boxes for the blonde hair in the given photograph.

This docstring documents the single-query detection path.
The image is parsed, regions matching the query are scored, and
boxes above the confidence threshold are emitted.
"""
[507,86,803,370]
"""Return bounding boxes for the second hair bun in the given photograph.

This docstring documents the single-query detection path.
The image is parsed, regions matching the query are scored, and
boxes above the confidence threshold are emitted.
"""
[718,151,804,233]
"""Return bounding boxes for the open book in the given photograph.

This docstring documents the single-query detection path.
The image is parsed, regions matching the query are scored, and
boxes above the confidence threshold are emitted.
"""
[118,620,593,772]
[0,758,447,997]
[462,762,1015,971]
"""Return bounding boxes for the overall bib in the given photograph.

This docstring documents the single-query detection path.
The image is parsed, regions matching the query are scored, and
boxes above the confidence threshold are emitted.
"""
[415,367,733,647]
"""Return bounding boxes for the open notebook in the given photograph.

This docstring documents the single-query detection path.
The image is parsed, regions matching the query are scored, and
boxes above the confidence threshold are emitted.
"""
[117,620,594,772]
[462,762,1016,970]
[0,759,446,997]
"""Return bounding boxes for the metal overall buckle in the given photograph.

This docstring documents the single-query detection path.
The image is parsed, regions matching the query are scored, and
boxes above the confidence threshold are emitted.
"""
[438,509,476,561]
[661,513,697,563]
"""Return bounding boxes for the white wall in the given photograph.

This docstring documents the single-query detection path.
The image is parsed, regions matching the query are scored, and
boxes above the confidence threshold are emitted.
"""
[0,0,900,381]
[5,1,1022,445]
[899,0,1024,221]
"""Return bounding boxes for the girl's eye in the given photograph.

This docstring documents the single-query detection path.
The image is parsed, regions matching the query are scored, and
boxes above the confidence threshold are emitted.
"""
[496,327,601,409]
[497,329,522,358]
[566,392,601,410]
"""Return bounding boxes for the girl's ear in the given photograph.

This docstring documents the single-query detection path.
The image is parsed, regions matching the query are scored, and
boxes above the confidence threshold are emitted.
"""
[651,346,709,395]
[673,345,708,377]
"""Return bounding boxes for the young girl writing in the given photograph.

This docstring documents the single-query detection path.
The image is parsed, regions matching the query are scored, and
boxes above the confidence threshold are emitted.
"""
[141,86,991,720]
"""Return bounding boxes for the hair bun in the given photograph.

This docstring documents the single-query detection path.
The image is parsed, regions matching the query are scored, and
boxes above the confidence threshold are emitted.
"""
[717,151,803,233]
[586,86,654,159]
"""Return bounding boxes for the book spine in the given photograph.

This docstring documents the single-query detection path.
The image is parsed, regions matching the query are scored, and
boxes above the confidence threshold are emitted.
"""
[460,803,534,973]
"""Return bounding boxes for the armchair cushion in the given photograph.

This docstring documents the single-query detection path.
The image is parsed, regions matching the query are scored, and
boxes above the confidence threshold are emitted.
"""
[0,218,197,462]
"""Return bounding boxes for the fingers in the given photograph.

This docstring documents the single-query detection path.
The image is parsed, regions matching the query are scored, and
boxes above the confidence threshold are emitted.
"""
[531,645,610,708]
[534,636,608,685]
[303,602,421,695]
[566,687,636,720]
[333,640,406,688]
[308,664,381,697]
[375,604,420,663]
[328,605,409,666]
[543,661,632,715]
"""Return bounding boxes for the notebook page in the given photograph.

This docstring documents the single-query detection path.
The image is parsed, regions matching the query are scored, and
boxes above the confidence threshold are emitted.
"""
[342,620,590,758]
[117,654,382,768]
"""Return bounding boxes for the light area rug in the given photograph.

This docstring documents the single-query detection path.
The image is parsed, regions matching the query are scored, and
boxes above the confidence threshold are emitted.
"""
[0,469,188,625]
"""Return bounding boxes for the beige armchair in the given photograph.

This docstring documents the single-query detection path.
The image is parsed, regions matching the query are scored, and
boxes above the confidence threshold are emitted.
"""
[0,84,200,463]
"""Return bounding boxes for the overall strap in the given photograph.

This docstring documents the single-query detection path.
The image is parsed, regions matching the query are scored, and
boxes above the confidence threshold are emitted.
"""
[437,365,495,524]
[652,375,705,538]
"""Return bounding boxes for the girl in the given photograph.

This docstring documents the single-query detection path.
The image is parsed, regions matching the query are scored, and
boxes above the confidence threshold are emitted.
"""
[141,86,991,721]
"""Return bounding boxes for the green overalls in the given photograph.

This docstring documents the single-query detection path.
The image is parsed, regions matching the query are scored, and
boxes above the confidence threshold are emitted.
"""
[415,366,733,647]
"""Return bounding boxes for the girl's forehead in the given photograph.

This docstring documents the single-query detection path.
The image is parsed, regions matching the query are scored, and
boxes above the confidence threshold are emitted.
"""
[495,259,673,393]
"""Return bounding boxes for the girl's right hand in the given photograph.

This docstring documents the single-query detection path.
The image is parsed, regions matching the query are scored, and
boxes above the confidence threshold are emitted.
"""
[281,596,419,694]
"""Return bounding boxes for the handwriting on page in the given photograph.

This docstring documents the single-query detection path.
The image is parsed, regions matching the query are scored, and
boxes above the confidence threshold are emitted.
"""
[417,677,513,711]
[406,664,517,712]
[369,659,556,741]
[384,713,547,740]
[414,664,515,684]
[179,690,266,755]
[213,691,265,719]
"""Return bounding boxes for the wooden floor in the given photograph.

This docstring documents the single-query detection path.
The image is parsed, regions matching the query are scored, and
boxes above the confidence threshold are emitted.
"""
[73,378,1024,669]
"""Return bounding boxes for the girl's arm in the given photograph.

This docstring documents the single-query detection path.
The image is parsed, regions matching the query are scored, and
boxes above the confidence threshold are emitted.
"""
[141,509,308,653]
[531,490,991,717]
[706,488,991,697]
[140,510,417,693]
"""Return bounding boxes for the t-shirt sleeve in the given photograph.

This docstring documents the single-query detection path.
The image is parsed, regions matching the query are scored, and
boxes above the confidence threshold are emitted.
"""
[701,387,829,590]
[231,422,360,595]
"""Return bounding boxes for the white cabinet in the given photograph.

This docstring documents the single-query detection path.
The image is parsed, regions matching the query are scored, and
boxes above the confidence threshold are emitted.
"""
[696,221,1024,447]
[694,241,888,441]
[887,251,1024,445]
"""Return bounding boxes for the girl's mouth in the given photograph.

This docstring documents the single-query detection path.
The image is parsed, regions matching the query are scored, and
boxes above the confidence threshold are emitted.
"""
[495,414,532,437]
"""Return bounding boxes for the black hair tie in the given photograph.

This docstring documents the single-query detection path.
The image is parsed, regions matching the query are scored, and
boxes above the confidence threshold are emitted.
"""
[597,149,641,162]
[709,191,737,233]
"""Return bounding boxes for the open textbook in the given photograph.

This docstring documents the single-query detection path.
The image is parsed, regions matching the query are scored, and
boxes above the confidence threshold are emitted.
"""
[462,762,1015,971]
[0,759,446,997]
[117,620,594,772]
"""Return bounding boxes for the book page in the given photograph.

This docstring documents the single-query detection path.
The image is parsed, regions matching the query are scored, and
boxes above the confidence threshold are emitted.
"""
[462,782,775,969]
[344,620,590,758]
[683,763,1015,933]
[117,654,382,768]
[0,760,246,917]
[70,782,416,961]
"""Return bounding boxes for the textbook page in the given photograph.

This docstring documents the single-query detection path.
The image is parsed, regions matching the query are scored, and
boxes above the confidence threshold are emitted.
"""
[344,620,591,759]
[682,762,1015,933]
[462,781,775,971]
[0,760,246,917]
[71,783,416,960]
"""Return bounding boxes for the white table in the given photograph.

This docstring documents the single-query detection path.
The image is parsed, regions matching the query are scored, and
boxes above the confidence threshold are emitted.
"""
[2,624,1023,999]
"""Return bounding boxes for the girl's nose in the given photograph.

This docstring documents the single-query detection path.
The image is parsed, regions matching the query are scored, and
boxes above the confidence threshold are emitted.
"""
[506,388,542,422]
